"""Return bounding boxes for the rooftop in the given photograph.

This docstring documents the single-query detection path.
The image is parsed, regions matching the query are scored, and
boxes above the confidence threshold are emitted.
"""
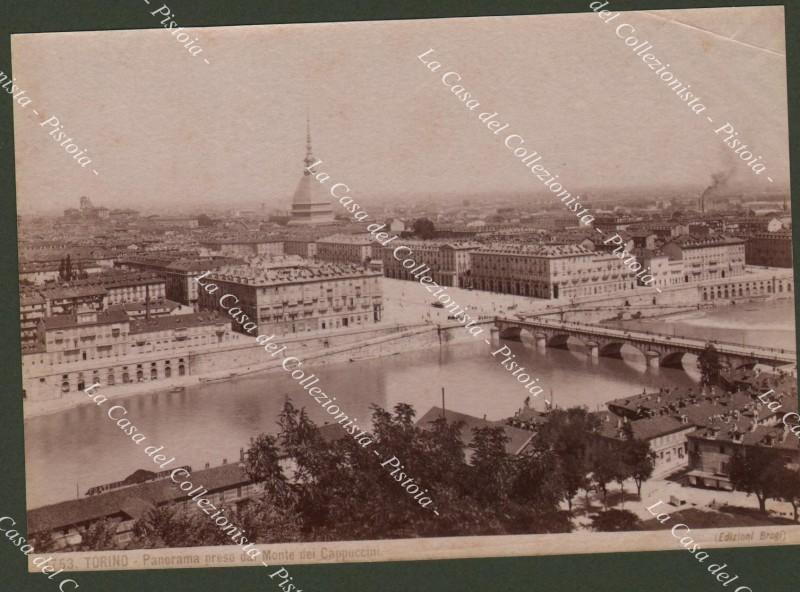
[129,311,228,334]
[208,262,380,286]
[475,243,593,258]
[668,234,746,249]
[416,406,534,455]
[28,463,250,534]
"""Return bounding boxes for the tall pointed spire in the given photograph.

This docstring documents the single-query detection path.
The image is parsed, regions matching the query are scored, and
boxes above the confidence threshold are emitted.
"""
[303,113,315,175]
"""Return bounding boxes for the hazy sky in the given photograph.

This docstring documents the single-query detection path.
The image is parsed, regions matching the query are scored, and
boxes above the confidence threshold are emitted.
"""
[11,6,790,214]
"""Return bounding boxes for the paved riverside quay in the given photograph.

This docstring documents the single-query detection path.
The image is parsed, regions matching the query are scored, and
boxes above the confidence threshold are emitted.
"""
[494,317,796,369]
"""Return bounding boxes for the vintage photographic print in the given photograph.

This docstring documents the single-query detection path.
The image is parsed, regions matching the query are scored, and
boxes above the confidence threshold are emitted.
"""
[8,2,797,585]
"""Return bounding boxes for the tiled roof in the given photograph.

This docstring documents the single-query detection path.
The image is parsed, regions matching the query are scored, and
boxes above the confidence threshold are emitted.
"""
[316,234,373,245]
[40,285,108,299]
[417,406,534,455]
[475,243,592,257]
[596,414,690,441]
[28,463,251,534]
[42,308,130,330]
[669,234,745,248]
[209,262,379,286]
[129,311,227,334]
[689,422,800,452]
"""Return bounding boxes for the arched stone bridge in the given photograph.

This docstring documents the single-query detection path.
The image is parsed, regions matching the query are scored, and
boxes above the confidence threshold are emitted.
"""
[494,317,796,370]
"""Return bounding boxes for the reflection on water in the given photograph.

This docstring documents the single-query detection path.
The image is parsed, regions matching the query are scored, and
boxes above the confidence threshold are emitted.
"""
[27,300,792,507]
[25,333,700,508]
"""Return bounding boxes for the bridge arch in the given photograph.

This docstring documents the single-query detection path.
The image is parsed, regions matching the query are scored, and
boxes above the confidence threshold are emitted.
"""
[546,333,572,349]
[661,351,688,369]
[498,326,522,341]
[734,360,758,371]
[598,342,626,359]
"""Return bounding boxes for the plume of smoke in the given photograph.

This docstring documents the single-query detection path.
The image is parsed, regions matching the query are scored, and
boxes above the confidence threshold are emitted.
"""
[699,167,735,212]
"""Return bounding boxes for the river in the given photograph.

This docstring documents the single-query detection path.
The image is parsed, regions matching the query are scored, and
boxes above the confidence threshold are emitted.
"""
[24,300,793,508]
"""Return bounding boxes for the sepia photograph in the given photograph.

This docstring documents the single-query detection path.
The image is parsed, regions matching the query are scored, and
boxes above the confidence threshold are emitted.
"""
[4,1,798,588]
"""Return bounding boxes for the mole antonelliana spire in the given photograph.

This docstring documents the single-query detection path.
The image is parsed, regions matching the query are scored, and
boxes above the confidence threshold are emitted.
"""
[289,114,335,225]
[303,113,315,175]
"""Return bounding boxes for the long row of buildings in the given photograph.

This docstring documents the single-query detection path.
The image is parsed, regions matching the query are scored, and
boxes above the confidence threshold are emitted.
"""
[18,227,792,401]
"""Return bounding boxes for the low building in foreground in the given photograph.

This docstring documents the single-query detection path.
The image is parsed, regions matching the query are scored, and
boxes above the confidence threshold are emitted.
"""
[594,411,696,477]
[27,461,257,551]
[416,406,534,457]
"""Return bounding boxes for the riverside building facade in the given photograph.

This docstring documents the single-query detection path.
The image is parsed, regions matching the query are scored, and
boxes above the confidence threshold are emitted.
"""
[470,244,636,299]
[21,307,235,400]
[197,260,383,335]
[662,234,746,282]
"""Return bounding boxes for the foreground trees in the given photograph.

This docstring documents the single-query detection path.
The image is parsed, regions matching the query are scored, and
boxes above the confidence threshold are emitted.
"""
[776,466,800,522]
[118,403,661,548]
[729,447,792,514]
[591,509,641,532]
[532,408,597,513]
[126,402,577,547]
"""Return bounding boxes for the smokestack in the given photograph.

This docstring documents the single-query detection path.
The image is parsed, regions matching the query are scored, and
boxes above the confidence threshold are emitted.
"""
[699,170,733,214]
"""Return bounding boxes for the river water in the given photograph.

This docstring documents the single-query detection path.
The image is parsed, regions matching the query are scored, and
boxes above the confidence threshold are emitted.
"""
[24,300,794,508]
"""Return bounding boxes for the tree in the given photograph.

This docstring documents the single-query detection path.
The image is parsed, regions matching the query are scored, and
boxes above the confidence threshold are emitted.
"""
[589,444,620,510]
[698,343,722,386]
[197,214,215,227]
[612,457,633,509]
[469,426,514,505]
[243,433,290,504]
[622,438,656,498]
[729,447,785,513]
[591,509,641,532]
[132,505,193,548]
[58,257,66,281]
[412,218,436,239]
[511,444,567,513]
[75,260,88,280]
[776,465,800,522]
[78,518,121,551]
[534,408,597,513]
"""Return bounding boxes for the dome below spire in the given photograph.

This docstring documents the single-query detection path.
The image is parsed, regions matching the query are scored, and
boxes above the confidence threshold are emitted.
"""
[288,116,335,225]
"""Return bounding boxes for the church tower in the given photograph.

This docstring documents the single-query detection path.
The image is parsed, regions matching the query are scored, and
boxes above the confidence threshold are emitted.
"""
[288,118,335,226]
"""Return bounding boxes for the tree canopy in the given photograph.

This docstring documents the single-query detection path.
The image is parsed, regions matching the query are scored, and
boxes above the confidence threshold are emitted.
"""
[412,218,436,239]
